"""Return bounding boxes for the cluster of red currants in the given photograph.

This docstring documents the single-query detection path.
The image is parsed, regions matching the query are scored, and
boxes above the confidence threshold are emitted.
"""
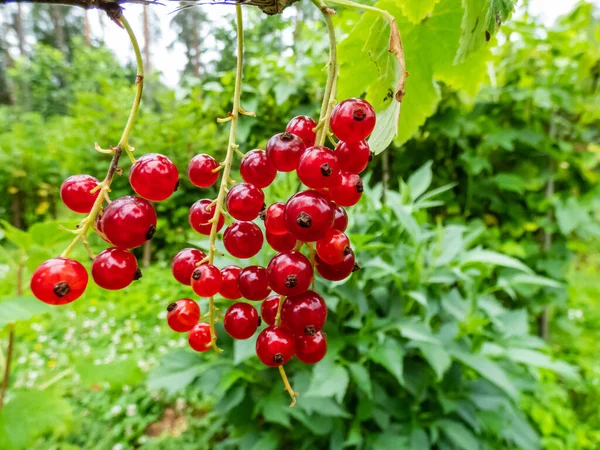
[30,153,179,304]
[167,98,375,368]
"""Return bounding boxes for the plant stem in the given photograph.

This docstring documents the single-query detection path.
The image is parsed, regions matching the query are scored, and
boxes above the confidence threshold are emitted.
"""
[60,13,144,258]
[279,365,299,407]
[204,4,246,353]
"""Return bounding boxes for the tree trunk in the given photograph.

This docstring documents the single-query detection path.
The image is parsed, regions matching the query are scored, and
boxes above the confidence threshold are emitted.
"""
[50,5,66,54]
[192,18,200,78]
[83,10,91,46]
[10,192,24,229]
[143,6,151,72]
[15,3,26,57]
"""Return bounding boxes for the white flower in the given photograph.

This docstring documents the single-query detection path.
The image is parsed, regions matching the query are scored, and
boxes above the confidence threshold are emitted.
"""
[38,335,48,343]
[176,398,186,411]
[568,309,583,321]
[110,405,123,416]
[168,340,177,348]
[126,404,137,417]
[122,384,131,392]
[17,356,27,364]
[88,306,97,313]
[157,310,167,320]
[66,311,76,320]
[112,444,124,450]
[158,346,167,354]
[154,326,161,334]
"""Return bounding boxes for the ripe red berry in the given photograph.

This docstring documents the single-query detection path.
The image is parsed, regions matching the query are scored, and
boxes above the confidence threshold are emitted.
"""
[92,247,140,290]
[240,150,277,188]
[237,266,271,301]
[189,199,224,235]
[219,265,242,300]
[188,154,220,188]
[129,153,179,202]
[331,203,349,232]
[286,115,317,147]
[329,173,363,207]
[188,323,211,352]
[60,175,100,214]
[100,196,157,249]
[316,229,350,265]
[191,264,222,297]
[335,140,371,174]
[295,331,327,364]
[264,202,287,235]
[224,302,260,340]
[167,298,200,332]
[261,295,280,326]
[223,221,263,259]
[267,251,313,296]
[281,290,327,336]
[266,132,306,172]
[266,229,296,252]
[330,98,376,142]
[284,190,334,241]
[171,248,206,286]
[316,248,357,281]
[30,258,88,305]
[256,326,295,367]
[297,146,340,189]
[226,182,265,221]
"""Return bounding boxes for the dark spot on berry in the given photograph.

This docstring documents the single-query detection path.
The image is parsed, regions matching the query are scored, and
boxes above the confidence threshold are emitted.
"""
[356,179,364,193]
[352,263,361,272]
[369,151,374,162]
[53,281,70,298]
[146,224,156,240]
[134,268,143,281]
[297,212,312,228]
[304,325,316,336]
[259,210,266,221]
[174,180,180,192]
[353,108,367,121]
[281,132,295,142]
[320,163,332,177]
[344,246,352,255]
[257,317,262,327]
[273,353,284,364]
[191,268,202,281]
[261,203,266,211]
[166,302,177,312]
[285,274,298,288]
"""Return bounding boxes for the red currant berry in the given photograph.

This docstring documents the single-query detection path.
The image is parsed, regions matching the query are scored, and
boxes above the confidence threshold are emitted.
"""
[30,258,88,305]
[335,140,371,174]
[240,150,277,188]
[171,248,206,286]
[266,229,296,253]
[286,115,317,147]
[316,248,358,281]
[224,302,260,340]
[331,203,348,232]
[284,190,334,241]
[330,98,376,142]
[266,132,306,172]
[226,182,265,221]
[92,248,140,290]
[188,154,220,188]
[256,326,295,367]
[295,331,327,364]
[129,153,179,202]
[316,229,350,265]
[261,295,280,326]
[100,196,157,249]
[237,266,271,301]
[281,290,327,336]
[264,202,287,235]
[329,173,363,207]
[191,264,222,297]
[60,175,100,214]
[219,265,242,300]
[167,298,200,332]
[188,323,211,352]
[267,251,313,296]
[223,221,263,259]
[189,199,224,235]
[297,146,340,189]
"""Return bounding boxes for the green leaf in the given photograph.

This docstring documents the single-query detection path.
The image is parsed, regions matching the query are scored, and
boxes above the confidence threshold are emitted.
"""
[348,363,373,399]
[408,160,433,201]
[0,296,53,328]
[438,419,479,450]
[147,350,204,395]
[369,337,405,386]
[461,248,533,273]
[506,348,580,381]
[368,100,401,155]
[298,396,351,418]
[391,205,421,242]
[397,319,440,344]
[76,358,143,389]
[555,197,589,234]
[400,0,440,23]
[500,273,562,289]
[417,342,452,380]
[0,220,32,251]
[441,289,470,322]
[410,427,430,449]
[306,359,350,403]
[233,334,258,365]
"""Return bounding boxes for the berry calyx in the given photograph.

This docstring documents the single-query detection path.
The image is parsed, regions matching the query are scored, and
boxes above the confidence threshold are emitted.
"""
[219,265,243,300]
[129,153,179,202]
[189,199,224,235]
[191,264,222,297]
[100,196,157,249]
[316,229,351,265]
[237,266,271,301]
[188,323,211,352]
[286,116,317,147]
[264,202,287,235]
[60,175,100,214]
[267,251,313,296]
[188,154,220,188]
[223,221,263,259]
[224,302,260,340]
[297,146,340,189]
[240,150,277,188]
[171,248,206,286]
[335,140,371,174]
[30,258,88,305]
[266,132,306,172]
[261,295,280,326]
[266,229,296,253]
[167,298,200,332]
[331,203,349,232]
[284,190,334,242]
[281,290,327,336]
[226,182,265,221]
[256,326,295,367]
[329,173,363,207]
[295,331,327,364]
[316,248,356,281]
[92,247,140,290]
[330,98,376,142]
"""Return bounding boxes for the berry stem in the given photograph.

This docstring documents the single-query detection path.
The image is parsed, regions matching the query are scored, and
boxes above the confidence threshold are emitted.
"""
[204,4,248,353]
[279,365,299,407]
[307,241,316,290]
[60,13,144,258]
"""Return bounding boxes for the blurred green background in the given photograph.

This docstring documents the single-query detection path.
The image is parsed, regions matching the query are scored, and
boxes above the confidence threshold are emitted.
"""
[0,1,599,449]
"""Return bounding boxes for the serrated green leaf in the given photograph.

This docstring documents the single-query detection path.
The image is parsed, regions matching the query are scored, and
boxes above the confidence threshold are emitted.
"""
[417,342,452,380]
[306,359,350,403]
[408,160,433,201]
[147,350,204,395]
[368,100,400,154]
[369,337,405,386]
[438,419,478,450]
[348,363,373,399]
[0,295,53,328]
[506,348,580,381]
[461,248,533,273]
[400,0,440,23]
[76,358,143,389]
